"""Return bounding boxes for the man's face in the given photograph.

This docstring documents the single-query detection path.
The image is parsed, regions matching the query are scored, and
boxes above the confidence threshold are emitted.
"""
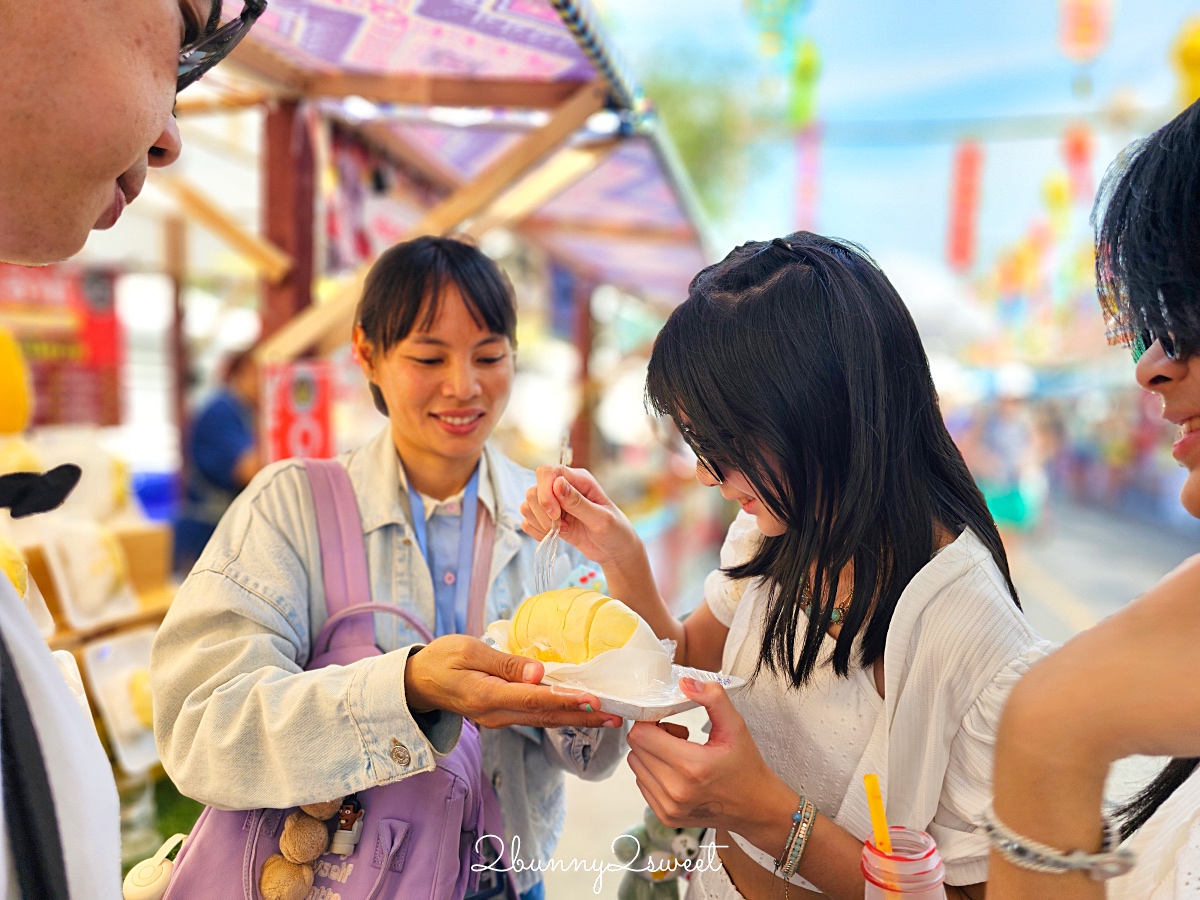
[0,0,216,265]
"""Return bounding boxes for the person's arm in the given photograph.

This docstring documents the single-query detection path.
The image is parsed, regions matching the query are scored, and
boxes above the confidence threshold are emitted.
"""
[521,465,734,670]
[191,397,255,491]
[152,468,617,811]
[989,555,1200,899]
[626,680,986,900]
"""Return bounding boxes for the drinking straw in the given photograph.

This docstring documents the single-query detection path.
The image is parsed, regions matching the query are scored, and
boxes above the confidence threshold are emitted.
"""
[864,773,893,855]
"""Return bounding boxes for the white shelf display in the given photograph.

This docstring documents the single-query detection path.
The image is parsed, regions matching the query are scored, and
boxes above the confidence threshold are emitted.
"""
[40,519,140,629]
[82,626,159,775]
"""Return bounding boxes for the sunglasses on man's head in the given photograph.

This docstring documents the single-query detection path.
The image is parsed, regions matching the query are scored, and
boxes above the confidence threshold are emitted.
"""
[177,0,267,93]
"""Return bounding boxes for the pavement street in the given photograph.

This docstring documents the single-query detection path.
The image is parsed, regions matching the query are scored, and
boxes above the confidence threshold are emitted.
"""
[544,498,1199,898]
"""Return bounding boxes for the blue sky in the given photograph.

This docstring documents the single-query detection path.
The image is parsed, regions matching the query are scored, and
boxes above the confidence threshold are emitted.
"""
[599,0,1195,279]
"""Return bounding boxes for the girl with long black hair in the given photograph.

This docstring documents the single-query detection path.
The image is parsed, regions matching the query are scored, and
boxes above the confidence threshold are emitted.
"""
[523,232,1051,899]
[989,97,1200,900]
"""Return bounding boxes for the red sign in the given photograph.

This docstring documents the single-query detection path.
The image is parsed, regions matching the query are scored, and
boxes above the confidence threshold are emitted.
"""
[262,362,336,463]
[0,263,121,426]
[947,140,984,274]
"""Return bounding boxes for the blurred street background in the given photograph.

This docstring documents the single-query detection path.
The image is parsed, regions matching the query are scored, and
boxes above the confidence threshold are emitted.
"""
[3,0,1199,892]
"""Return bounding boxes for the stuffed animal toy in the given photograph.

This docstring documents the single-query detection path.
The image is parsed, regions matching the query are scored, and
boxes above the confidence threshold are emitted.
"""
[614,806,705,900]
[259,797,353,900]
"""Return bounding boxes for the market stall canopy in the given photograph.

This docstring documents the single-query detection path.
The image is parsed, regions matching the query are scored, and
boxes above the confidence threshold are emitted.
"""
[193,0,710,361]
[223,0,639,109]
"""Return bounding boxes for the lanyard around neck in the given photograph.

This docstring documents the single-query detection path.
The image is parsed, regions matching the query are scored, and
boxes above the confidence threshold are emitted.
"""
[406,467,480,638]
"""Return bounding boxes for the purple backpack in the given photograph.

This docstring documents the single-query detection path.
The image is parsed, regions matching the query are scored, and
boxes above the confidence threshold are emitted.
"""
[162,459,517,900]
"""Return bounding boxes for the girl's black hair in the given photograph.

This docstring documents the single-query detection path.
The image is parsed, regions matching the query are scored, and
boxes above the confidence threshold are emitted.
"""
[355,236,516,415]
[1095,97,1200,358]
[646,232,1019,687]
[1094,98,1200,839]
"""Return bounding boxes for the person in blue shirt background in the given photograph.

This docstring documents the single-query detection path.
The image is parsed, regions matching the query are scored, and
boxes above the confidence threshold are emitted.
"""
[174,348,262,572]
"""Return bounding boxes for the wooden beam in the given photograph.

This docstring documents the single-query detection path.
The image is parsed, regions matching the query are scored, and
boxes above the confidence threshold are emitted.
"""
[521,219,698,244]
[151,174,293,283]
[261,100,316,337]
[466,141,617,237]
[225,36,311,94]
[308,73,587,109]
[256,269,367,365]
[164,217,189,472]
[174,89,268,116]
[354,120,463,192]
[256,81,609,364]
[417,80,608,236]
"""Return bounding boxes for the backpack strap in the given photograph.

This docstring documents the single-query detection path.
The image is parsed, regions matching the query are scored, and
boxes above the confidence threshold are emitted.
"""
[303,458,374,651]
[465,502,496,638]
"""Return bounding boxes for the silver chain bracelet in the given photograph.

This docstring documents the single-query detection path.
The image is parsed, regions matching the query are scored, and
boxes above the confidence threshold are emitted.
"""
[982,804,1136,881]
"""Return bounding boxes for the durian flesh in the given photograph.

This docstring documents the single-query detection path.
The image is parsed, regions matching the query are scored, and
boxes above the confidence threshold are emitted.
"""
[509,587,639,664]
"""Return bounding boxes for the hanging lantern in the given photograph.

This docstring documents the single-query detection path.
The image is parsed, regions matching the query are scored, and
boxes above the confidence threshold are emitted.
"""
[1043,172,1072,238]
[1174,18,1200,107]
[788,38,822,128]
[1059,0,1111,64]
[1061,124,1094,201]
[795,125,821,231]
[744,0,811,60]
[947,140,984,273]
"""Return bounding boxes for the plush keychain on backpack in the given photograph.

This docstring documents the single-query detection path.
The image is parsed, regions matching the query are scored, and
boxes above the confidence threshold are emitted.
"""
[259,798,346,900]
[614,807,705,900]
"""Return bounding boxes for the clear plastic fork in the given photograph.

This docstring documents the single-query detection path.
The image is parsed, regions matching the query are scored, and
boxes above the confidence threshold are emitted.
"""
[533,432,572,594]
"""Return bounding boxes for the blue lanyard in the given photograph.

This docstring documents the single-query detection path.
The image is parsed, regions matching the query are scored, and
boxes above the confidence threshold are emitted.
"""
[406,467,479,638]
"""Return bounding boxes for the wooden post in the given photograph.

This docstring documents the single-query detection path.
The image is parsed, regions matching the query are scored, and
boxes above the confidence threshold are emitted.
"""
[256,81,608,365]
[261,100,315,339]
[570,277,595,470]
[164,217,189,468]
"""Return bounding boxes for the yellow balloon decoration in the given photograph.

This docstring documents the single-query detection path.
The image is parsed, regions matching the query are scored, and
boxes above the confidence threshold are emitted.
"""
[0,327,31,436]
[1174,18,1200,107]
[1043,171,1072,238]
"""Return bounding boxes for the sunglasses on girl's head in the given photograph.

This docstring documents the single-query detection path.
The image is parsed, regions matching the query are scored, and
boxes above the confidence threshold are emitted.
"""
[1131,327,1177,363]
[177,0,267,93]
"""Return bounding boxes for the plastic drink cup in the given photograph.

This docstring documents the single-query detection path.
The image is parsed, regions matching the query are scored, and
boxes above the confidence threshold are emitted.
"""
[862,826,947,899]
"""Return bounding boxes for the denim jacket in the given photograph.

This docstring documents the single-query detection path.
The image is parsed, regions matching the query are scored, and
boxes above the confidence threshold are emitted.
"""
[151,428,626,893]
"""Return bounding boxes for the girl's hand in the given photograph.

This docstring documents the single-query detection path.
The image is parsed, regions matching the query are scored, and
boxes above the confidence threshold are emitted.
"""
[520,465,644,569]
[403,635,622,730]
[625,678,782,835]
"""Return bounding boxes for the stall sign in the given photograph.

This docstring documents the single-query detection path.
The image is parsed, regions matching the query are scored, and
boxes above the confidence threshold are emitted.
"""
[262,361,335,463]
[0,263,121,426]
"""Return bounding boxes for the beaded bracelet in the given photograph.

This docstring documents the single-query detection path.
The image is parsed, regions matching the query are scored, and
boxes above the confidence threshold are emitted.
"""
[982,804,1136,881]
[782,800,817,879]
[774,795,818,881]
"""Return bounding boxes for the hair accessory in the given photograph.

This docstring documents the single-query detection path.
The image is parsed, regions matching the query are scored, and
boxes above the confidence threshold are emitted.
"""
[982,804,1135,881]
[0,465,81,518]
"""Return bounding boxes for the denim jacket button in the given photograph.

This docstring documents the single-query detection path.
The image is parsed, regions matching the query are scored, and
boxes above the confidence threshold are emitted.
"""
[492,771,503,790]
[500,606,512,619]
[390,738,411,766]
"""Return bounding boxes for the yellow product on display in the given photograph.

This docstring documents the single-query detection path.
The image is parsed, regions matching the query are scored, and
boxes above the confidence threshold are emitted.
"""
[0,435,41,475]
[509,587,639,664]
[0,327,31,436]
[0,537,29,600]
[129,669,154,730]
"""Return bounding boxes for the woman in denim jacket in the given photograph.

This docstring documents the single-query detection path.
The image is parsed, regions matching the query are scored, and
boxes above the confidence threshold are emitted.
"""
[151,237,626,900]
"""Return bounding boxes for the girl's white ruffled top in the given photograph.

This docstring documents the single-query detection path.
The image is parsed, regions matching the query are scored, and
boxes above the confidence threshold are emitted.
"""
[688,513,1053,898]
[1110,767,1200,899]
